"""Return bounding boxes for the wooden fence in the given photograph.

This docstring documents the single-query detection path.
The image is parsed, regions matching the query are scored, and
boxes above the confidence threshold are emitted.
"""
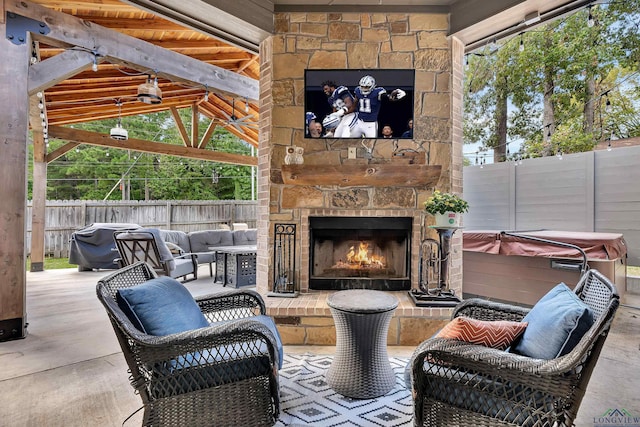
[26,200,257,258]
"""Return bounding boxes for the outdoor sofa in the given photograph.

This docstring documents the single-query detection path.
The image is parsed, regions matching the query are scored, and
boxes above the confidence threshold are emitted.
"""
[160,228,257,277]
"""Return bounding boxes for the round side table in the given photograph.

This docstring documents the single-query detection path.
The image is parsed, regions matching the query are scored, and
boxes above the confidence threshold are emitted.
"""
[325,289,399,399]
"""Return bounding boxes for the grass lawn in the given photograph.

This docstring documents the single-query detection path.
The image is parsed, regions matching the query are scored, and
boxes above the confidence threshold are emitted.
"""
[27,257,75,270]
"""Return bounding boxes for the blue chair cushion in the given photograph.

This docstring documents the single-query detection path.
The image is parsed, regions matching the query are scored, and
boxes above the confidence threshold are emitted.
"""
[248,314,284,370]
[175,315,283,370]
[171,314,284,369]
[150,315,284,398]
[510,282,594,359]
[116,276,209,335]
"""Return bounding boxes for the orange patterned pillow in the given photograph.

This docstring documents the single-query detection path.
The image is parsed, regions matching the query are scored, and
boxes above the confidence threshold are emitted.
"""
[436,316,528,350]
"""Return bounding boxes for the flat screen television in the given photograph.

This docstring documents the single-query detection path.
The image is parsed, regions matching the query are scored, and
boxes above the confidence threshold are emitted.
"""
[304,69,414,139]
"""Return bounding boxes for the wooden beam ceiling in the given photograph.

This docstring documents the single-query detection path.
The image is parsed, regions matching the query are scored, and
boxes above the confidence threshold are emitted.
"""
[47,125,258,165]
[14,0,260,153]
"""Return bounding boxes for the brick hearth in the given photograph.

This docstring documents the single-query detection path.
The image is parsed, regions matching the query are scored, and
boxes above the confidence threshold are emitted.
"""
[265,290,452,346]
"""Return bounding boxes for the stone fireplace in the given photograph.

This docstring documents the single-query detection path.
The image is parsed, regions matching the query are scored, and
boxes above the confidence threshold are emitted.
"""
[255,10,464,296]
[252,11,465,346]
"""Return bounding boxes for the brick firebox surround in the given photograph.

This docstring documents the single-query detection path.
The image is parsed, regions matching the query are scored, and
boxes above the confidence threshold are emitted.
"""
[254,12,465,346]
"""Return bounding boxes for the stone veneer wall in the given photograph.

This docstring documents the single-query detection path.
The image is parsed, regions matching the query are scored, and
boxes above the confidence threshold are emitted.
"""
[256,12,465,296]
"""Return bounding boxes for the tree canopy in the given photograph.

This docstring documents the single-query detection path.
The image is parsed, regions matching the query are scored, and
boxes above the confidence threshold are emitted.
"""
[464,2,640,163]
[30,108,256,201]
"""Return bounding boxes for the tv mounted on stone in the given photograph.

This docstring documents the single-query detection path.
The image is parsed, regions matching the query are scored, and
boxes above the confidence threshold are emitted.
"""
[304,69,415,139]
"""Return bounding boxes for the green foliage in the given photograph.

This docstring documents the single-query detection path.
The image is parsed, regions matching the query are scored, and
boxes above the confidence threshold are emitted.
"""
[32,109,255,201]
[424,191,469,215]
[464,3,640,161]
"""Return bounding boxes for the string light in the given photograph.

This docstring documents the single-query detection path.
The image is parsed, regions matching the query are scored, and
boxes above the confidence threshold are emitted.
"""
[519,33,524,52]
[587,6,595,27]
[92,54,99,72]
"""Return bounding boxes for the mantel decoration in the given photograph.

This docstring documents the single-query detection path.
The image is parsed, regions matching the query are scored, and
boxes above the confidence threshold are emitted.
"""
[424,190,469,227]
[284,146,304,165]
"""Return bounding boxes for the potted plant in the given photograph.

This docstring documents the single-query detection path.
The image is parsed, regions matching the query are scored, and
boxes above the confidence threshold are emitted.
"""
[424,190,469,227]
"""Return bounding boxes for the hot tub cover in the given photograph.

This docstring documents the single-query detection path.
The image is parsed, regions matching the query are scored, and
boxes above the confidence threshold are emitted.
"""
[69,223,141,269]
[463,230,627,260]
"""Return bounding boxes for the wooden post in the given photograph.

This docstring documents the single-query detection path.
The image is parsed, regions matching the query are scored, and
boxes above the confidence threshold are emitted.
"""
[30,129,47,272]
[166,201,172,229]
[0,20,30,340]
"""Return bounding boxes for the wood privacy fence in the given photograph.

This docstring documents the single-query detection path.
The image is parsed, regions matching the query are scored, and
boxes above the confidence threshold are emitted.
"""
[463,145,640,266]
[26,200,257,258]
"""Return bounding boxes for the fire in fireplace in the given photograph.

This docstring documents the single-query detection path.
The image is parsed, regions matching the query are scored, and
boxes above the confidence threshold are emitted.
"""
[309,216,411,290]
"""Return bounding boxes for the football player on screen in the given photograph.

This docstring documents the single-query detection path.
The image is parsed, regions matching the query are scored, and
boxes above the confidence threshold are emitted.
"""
[321,80,364,138]
[354,75,406,138]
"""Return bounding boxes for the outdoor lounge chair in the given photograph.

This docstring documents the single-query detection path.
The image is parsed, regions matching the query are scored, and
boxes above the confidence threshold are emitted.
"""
[408,268,619,427]
[96,261,282,427]
[114,228,198,282]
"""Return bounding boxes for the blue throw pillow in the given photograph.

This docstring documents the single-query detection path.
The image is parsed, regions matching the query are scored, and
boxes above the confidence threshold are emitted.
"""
[116,276,209,336]
[510,282,594,359]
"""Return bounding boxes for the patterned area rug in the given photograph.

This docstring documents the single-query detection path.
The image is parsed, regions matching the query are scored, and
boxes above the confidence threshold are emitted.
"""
[275,353,413,427]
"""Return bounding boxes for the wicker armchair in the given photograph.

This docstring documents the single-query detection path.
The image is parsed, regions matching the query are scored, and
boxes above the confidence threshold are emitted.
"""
[114,228,198,282]
[409,269,619,427]
[97,262,281,427]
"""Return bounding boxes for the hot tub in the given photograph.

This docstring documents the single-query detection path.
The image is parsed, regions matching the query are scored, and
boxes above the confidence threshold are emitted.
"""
[463,230,627,306]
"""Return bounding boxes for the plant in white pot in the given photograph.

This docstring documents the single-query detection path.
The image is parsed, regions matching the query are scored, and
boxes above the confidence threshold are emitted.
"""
[424,190,469,227]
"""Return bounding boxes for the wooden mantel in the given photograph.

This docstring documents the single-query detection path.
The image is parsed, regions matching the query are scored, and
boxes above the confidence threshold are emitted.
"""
[280,164,442,187]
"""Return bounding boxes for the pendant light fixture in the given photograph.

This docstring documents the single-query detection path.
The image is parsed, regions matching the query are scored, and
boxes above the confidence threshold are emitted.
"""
[110,100,128,140]
[137,74,162,104]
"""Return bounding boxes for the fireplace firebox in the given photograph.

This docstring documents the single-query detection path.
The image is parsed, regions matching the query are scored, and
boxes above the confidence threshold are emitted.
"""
[309,217,412,290]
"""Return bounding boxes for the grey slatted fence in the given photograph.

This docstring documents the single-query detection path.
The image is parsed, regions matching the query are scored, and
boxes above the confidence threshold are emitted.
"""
[463,146,640,266]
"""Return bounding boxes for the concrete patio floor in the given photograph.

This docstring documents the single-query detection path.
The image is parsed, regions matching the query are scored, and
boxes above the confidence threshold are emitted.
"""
[0,265,638,426]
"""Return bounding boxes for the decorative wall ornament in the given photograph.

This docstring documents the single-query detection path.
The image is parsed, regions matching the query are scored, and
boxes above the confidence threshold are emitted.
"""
[294,146,304,164]
[284,146,296,165]
[284,146,304,165]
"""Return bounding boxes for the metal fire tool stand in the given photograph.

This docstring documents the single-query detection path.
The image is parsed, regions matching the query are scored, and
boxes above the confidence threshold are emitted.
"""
[410,226,463,307]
